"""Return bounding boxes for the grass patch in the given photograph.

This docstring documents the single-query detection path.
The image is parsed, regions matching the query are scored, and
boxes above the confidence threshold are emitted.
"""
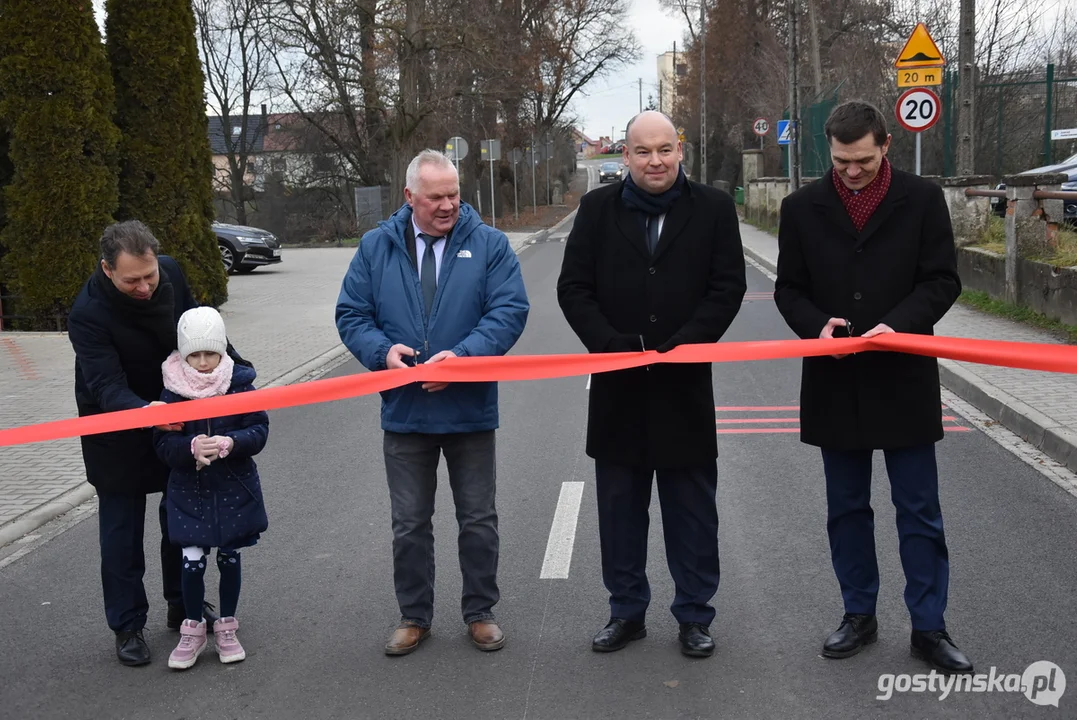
[592,153,623,160]
[1042,225,1077,267]
[968,215,1006,255]
[965,215,1077,267]
[958,289,1077,344]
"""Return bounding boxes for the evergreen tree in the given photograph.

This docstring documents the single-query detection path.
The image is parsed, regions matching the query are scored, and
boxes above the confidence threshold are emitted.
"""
[0,1,120,324]
[107,0,227,306]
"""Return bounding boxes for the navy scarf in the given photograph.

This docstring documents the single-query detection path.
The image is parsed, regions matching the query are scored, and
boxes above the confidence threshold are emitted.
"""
[620,166,686,216]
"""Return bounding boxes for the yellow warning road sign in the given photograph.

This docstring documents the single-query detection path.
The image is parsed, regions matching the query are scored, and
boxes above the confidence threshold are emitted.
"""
[895,23,945,69]
[897,67,943,87]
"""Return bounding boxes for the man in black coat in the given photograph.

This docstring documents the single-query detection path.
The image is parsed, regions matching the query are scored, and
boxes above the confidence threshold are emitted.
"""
[557,111,746,657]
[68,220,220,666]
[773,100,972,674]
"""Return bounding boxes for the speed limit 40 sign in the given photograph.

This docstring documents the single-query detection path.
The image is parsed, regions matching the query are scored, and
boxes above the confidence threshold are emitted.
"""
[752,117,769,136]
[895,88,941,133]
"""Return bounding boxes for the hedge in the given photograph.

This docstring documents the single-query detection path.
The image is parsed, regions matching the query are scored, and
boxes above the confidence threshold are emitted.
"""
[0,1,120,324]
[107,0,227,307]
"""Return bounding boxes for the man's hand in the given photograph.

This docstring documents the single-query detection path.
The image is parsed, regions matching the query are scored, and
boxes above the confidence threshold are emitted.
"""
[386,344,417,369]
[148,400,184,432]
[820,317,851,360]
[422,350,457,392]
[860,323,895,338]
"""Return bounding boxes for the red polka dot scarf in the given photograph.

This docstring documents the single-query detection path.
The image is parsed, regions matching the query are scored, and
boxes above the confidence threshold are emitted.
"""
[831,157,892,232]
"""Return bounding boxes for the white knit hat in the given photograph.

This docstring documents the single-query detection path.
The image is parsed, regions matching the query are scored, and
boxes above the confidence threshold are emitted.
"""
[177,306,228,359]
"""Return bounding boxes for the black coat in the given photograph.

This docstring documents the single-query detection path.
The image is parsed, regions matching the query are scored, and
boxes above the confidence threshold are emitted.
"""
[773,168,961,449]
[154,362,269,549]
[557,179,747,468]
[68,256,198,495]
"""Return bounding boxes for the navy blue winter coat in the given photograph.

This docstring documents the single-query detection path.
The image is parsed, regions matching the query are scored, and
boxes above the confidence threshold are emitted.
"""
[153,363,269,549]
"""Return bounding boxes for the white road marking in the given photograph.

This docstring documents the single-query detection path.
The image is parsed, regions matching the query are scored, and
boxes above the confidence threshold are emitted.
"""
[941,389,1077,498]
[539,481,585,579]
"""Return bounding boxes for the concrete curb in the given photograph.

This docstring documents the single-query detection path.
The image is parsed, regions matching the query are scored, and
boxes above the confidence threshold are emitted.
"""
[511,206,579,254]
[261,343,352,389]
[938,361,1077,474]
[742,240,1077,474]
[0,483,97,549]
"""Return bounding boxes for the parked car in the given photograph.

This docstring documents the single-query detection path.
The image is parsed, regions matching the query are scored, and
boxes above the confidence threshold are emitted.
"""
[213,221,283,274]
[598,161,624,183]
[992,154,1077,226]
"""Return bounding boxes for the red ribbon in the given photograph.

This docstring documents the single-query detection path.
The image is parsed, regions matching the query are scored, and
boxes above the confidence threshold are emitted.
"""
[1,334,1075,448]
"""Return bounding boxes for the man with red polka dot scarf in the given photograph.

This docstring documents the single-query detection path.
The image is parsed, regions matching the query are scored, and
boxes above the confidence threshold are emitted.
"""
[774,100,971,676]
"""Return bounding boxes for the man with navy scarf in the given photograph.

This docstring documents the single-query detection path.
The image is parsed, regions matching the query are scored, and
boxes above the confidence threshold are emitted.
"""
[557,111,747,657]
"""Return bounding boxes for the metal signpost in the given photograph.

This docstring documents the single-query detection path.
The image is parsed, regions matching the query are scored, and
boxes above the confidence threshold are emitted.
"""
[777,119,793,181]
[752,117,769,150]
[480,139,501,228]
[445,136,469,170]
[895,87,941,175]
[894,23,945,176]
[511,148,523,221]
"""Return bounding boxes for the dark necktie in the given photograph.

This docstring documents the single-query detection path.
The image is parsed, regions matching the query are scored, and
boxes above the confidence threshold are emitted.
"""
[646,214,660,254]
[420,234,438,315]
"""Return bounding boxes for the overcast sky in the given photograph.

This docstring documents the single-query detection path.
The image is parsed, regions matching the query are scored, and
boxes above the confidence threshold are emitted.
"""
[570,0,689,143]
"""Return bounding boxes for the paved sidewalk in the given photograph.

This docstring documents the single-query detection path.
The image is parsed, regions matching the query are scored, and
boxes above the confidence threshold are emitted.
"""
[739,221,1077,473]
[0,224,559,548]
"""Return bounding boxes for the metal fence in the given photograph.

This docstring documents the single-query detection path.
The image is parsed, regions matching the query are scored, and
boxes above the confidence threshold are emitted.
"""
[780,88,840,179]
[775,64,1076,181]
[941,63,1077,177]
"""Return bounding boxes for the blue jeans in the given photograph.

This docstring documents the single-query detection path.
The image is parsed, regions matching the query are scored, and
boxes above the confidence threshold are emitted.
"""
[821,444,949,631]
[383,430,499,627]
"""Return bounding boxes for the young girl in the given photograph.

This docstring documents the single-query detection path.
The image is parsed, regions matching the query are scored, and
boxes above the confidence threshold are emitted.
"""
[153,306,269,670]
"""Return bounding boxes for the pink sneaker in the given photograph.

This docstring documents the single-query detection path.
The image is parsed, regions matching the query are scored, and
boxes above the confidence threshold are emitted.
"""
[214,617,246,663]
[168,619,207,670]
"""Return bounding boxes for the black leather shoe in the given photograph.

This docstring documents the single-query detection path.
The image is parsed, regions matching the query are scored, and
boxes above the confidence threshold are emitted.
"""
[678,623,715,658]
[822,613,878,658]
[911,630,974,674]
[115,629,151,666]
[592,619,647,652]
[167,602,219,632]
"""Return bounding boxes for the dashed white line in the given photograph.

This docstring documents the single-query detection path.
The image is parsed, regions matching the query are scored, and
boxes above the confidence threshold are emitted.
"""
[539,481,585,579]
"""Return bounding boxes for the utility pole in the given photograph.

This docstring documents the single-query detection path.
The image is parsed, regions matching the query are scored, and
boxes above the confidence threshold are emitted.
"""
[806,0,823,96]
[958,0,976,175]
[787,0,801,190]
[659,80,663,113]
[639,78,643,112]
[699,0,707,185]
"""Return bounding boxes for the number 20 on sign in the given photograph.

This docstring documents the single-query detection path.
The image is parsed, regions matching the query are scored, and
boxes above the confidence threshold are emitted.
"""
[895,88,941,133]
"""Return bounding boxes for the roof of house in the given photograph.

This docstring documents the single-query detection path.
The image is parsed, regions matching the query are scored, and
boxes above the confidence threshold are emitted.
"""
[207,116,266,155]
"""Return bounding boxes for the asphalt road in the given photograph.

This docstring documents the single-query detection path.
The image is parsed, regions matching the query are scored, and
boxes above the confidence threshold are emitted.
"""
[2,236,1077,719]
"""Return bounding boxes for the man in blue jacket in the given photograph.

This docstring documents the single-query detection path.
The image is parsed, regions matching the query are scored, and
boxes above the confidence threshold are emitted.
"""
[336,149,529,656]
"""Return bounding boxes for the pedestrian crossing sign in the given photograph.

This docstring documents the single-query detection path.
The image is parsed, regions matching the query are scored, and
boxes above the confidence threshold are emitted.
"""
[777,120,793,146]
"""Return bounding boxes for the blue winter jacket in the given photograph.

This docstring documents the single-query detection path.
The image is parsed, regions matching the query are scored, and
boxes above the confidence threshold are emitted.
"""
[153,363,269,549]
[335,202,529,433]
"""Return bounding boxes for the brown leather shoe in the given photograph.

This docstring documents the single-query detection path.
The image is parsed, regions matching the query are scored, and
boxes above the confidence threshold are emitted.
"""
[469,620,505,651]
[384,623,430,656]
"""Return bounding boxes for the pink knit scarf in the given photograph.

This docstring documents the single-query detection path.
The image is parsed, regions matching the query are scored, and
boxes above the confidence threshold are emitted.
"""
[162,350,235,399]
